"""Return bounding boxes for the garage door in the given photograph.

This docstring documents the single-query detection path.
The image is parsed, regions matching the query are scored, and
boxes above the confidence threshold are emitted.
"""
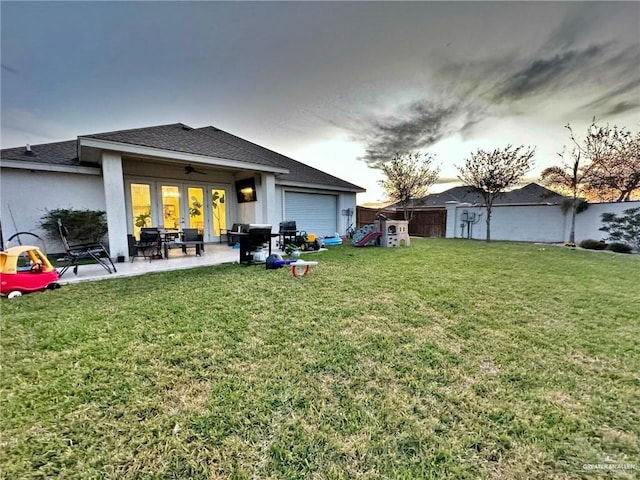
[284,192,337,236]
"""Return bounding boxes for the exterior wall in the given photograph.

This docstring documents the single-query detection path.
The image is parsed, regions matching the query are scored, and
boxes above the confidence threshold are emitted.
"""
[337,193,357,235]
[445,200,640,244]
[572,201,640,243]
[1,161,361,257]
[276,186,356,235]
[0,168,105,253]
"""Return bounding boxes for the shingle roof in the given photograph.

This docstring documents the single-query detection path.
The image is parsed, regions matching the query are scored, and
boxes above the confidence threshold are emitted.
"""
[196,126,364,192]
[1,123,365,192]
[81,123,280,168]
[394,183,567,209]
[0,140,91,166]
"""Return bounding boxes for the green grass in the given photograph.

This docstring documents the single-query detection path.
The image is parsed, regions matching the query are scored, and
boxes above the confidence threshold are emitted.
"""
[2,239,639,479]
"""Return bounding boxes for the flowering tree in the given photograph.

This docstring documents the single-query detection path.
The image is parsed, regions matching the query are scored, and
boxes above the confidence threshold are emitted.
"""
[458,145,535,242]
[379,151,440,222]
[567,121,640,202]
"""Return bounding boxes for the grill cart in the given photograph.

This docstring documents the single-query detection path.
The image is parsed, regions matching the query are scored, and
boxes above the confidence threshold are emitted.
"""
[239,224,278,264]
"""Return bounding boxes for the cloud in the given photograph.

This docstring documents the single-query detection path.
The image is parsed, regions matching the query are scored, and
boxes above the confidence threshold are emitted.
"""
[356,38,637,166]
[493,45,605,101]
[604,101,640,117]
[0,108,72,147]
[540,3,607,53]
[347,4,639,168]
[357,101,458,168]
[581,78,640,114]
[1,64,19,74]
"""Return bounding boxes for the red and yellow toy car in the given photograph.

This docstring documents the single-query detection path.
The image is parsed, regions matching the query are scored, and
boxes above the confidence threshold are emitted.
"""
[0,245,60,298]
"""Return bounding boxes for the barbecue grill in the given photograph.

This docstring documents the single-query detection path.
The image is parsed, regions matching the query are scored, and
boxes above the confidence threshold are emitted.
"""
[279,221,297,251]
[239,224,275,264]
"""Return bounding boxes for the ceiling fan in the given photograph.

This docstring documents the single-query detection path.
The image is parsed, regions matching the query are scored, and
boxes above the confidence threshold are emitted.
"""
[184,164,207,175]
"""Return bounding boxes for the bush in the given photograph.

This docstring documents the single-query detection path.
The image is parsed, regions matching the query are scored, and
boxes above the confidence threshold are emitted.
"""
[600,207,640,251]
[40,208,108,244]
[579,239,607,250]
[607,242,632,254]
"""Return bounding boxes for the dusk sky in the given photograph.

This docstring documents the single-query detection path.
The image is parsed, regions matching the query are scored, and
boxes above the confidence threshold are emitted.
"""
[2,1,639,203]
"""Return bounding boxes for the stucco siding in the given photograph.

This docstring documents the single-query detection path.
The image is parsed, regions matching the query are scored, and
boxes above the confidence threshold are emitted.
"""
[1,169,105,252]
[445,200,640,245]
[573,201,640,243]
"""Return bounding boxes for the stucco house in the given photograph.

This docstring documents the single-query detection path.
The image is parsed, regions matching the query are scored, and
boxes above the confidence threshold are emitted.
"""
[0,123,364,259]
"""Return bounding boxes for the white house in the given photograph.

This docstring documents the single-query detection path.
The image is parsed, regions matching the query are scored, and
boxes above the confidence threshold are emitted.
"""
[0,123,364,258]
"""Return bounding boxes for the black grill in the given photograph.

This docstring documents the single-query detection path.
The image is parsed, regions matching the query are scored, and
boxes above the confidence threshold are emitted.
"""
[279,221,296,234]
[279,221,297,251]
[240,224,273,264]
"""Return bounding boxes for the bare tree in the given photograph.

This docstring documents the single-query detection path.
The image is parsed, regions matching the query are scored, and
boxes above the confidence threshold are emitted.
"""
[567,121,640,202]
[540,137,594,245]
[458,145,535,242]
[378,151,440,222]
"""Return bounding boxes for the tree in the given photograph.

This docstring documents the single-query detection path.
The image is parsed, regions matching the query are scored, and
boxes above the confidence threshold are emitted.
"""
[378,151,440,222]
[599,207,640,251]
[540,133,595,245]
[457,145,535,242]
[566,121,640,202]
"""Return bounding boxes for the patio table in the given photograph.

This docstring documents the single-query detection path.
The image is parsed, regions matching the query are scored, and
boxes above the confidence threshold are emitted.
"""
[158,229,181,258]
[159,229,204,257]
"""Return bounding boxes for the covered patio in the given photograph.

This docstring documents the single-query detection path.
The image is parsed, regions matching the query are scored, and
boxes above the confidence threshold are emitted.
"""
[56,243,241,285]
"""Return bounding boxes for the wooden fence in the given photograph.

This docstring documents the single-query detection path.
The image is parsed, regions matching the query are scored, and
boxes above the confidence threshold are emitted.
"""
[356,206,447,238]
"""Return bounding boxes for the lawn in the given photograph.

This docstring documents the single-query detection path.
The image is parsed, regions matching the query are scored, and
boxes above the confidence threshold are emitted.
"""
[1,239,638,479]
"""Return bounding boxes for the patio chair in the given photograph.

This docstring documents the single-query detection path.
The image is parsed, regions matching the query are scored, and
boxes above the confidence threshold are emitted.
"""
[57,219,117,276]
[221,223,243,245]
[131,228,162,262]
[180,228,203,256]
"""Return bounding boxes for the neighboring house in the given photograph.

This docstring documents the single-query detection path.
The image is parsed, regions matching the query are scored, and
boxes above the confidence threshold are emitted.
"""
[0,123,364,258]
[391,183,568,209]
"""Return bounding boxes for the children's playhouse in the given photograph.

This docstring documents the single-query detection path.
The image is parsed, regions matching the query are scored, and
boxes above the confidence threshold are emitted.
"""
[352,217,410,247]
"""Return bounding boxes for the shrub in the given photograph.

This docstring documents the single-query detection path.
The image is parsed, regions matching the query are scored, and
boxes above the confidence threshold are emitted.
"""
[579,239,607,250]
[40,208,108,244]
[600,207,640,251]
[607,242,632,254]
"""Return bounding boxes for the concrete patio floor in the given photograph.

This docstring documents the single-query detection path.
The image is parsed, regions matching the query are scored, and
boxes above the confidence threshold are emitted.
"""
[56,243,245,285]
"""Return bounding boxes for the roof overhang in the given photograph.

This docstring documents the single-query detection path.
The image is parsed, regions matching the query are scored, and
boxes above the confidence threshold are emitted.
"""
[0,159,101,175]
[276,179,365,194]
[78,137,290,175]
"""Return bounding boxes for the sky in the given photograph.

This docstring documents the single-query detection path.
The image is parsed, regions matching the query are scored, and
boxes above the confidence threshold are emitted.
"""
[2,1,639,204]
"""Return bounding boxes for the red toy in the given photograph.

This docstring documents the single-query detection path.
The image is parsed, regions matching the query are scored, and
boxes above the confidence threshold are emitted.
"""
[0,245,60,298]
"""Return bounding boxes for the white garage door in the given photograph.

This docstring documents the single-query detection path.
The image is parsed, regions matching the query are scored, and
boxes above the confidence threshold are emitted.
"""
[284,192,337,236]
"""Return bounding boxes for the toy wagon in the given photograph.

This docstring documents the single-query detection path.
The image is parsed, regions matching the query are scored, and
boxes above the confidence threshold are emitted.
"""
[0,245,60,298]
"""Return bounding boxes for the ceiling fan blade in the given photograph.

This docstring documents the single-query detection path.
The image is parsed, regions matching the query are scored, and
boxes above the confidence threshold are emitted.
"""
[184,164,207,175]
[185,165,196,173]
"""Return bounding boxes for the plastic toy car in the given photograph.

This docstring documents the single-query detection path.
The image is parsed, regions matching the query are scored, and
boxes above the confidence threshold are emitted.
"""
[285,231,320,254]
[0,245,60,298]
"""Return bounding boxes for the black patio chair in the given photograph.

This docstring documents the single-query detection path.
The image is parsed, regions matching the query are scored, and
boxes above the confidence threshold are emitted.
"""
[57,219,117,276]
[221,223,242,245]
[131,228,162,262]
[180,228,204,256]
